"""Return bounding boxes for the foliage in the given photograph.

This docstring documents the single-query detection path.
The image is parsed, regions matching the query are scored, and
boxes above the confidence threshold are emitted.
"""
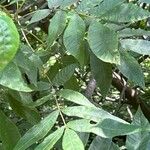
[0,0,150,149]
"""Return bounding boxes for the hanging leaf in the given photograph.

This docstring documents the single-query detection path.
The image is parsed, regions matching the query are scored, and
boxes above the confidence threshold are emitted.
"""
[117,50,145,88]
[120,39,150,55]
[62,128,84,150]
[0,110,21,150]
[58,89,95,107]
[35,127,65,150]
[88,22,120,64]
[63,13,86,66]
[52,63,77,86]
[89,136,119,150]
[90,53,112,96]
[48,10,67,47]
[0,12,20,71]
[126,107,150,150]
[0,62,32,92]
[30,9,50,24]
[14,110,59,150]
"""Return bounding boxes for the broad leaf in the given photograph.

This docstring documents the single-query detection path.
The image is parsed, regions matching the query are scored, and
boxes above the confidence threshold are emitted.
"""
[48,10,67,47]
[0,62,32,92]
[0,110,21,150]
[35,127,65,150]
[52,63,77,86]
[62,128,84,150]
[88,22,120,64]
[58,89,95,107]
[62,106,128,124]
[30,9,50,24]
[63,13,86,66]
[0,12,19,71]
[14,110,59,150]
[102,3,150,22]
[126,107,150,150]
[117,50,145,88]
[121,39,150,55]
[90,53,112,96]
[89,136,119,150]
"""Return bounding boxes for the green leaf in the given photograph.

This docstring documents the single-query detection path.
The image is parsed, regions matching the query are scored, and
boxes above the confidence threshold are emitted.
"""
[0,12,20,71]
[119,28,150,38]
[6,93,40,125]
[0,110,21,150]
[126,107,150,150]
[89,136,119,150]
[27,94,53,107]
[58,89,95,107]
[117,50,145,88]
[62,106,128,124]
[48,10,67,47]
[62,128,84,150]
[52,63,77,86]
[120,39,150,55]
[139,0,150,4]
[0,63,32,92]
[88,22,119,64]
[47,0,78,9]
[63,13,86,66]
[14,110,59,150]
[35,127,65,150]
[102,3,150,22]
[30,9,50,24]
[90,53,112,96]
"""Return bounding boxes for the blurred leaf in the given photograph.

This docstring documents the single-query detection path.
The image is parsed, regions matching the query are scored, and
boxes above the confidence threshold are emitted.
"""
[126,107,150,150]
[52,63,77,86]
[0,12,20,71]
[59,89,95,107]
[0,110,21,150]
[89,136,119,150]
[48,10,67,47]
[88,22,120,64]
[117,50,145,88]
[90,53,112,96]
[30,9,50,24]
[62,128,84,150]
[63,13,86,66]
[14,110,59,150]
[0,63,32,92]
[121,39,150,55]
[35,127,64,150]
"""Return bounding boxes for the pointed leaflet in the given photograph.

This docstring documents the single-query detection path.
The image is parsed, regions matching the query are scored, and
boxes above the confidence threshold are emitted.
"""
[35,127,64,150]
[117,50,145,88]
[62,106,128,124]
[90,53,112,96]
[14,110,59,150]
[30,9,50,24]
[102,3,150,23]
[62,128,84,150]
[88,22,119,64]
[0,12,19,71]
[0,110,21,150]
[52,63,77,86]
[121,39,150,55]
[58,89,95,107]
[126,107,150,150]
[63,13,86,65]
[0,62,32,92]
[89,136,119,150]
[48,10,67,47]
